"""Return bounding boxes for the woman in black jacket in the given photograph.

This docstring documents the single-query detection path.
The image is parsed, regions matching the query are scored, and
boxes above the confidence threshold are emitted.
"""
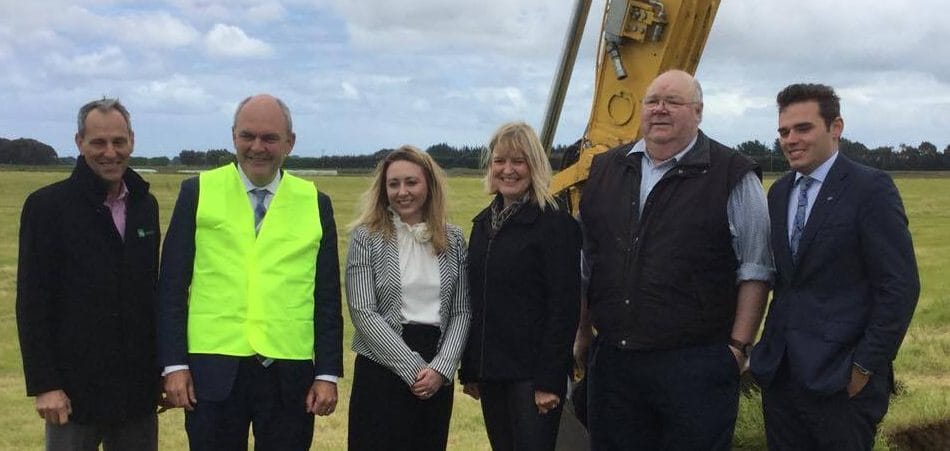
[460,122,581,450]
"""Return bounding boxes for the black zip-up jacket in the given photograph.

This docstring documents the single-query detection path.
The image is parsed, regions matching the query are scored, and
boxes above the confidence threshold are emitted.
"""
[459,198,581,396]
[580,131,756,350]
[16,157,161,424]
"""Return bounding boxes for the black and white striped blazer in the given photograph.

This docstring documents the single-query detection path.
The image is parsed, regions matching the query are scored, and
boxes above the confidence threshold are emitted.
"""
[345,223,471,385]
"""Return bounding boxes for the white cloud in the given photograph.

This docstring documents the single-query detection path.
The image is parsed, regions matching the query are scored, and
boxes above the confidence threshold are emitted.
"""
[168,0,290,23]
[469,86,528,117]
[204,24,273,58]
[45,46,129,77]
[247,2,287,22]
[411,98,431,112]
[340,81,359,100]
[116,12,199,48]
[131,74,214,111]
[329,0,563,56]
[3,0,950,156]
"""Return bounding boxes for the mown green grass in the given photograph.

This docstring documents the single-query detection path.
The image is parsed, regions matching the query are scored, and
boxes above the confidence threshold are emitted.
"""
[0,171,947,450]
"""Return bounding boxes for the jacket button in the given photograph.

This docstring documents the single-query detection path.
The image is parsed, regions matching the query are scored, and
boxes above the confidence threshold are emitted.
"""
[620,339,627,346]
[624,299,630,305]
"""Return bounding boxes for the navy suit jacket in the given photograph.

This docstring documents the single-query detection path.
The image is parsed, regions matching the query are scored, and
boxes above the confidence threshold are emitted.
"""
[750,154,919,395]
[157,170,343,403]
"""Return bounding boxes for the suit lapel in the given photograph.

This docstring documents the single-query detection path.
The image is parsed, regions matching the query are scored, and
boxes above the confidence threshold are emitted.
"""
[379,233,401,308]
[770,172,796,276]
[794,156,850,265]
[437,241,451,309]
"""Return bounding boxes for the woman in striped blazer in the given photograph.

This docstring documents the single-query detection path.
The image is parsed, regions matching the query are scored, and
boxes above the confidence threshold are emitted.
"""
[345,145,470,450]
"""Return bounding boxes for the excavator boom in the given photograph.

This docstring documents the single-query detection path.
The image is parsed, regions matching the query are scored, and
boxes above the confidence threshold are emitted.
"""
[543,0,721,210]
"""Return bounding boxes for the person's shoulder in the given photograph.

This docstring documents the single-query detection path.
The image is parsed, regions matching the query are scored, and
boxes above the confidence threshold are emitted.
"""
[445,222,465,241]
[177,176,199,193]
[442,223,468,257]
[25,177,72,206]
[349,223,375,241]
[541,205,580,231]
[316,190,335,208]
[767,171,796,195]
[842,155,884,176]
[444,221,462,234]
[595,141,636,163]
[832,155,890,185]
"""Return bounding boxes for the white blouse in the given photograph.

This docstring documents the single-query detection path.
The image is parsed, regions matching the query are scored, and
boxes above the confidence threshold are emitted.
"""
[393,214,442,326]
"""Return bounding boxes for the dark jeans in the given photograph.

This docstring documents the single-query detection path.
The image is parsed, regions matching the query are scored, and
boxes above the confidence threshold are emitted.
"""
[479,380,563,451]
[348,324,453,451]
[762,359,891,451]
[185,357,314,451]
[587,341,740,451]
[45,413,157,451]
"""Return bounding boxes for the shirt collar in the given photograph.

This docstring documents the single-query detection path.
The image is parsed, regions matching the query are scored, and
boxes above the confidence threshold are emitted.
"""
[104,180,129,203]
[236,164,281,193]
[795,150,838,185]
[627,134,699,167]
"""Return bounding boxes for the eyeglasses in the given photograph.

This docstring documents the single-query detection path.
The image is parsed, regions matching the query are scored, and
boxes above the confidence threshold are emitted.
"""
[642,97,700,110]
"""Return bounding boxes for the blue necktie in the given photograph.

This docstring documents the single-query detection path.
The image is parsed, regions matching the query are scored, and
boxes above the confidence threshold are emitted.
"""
[251,188,269,234]
[789,176,815,258]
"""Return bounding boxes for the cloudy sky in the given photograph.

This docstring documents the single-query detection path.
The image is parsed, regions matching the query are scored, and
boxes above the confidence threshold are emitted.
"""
[2,0,948,157]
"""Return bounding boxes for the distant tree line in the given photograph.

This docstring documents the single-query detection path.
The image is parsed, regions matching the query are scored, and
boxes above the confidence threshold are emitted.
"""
[0,138,58,165]
[4,135,950,172]
[733,138,950,172]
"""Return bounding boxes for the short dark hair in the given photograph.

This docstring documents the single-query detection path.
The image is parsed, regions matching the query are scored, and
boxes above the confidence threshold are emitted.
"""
[77,98,132,138]
[776,83,840,129]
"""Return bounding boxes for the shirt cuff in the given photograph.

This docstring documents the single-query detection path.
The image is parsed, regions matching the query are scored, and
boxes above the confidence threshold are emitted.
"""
[162,365,190,377]
[853,361,873,376]
[315,374,339,383]
[736,262,774,283]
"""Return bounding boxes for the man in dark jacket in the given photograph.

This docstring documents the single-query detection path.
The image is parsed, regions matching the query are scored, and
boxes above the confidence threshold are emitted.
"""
[576,70,773,450]
[16,98,161,450]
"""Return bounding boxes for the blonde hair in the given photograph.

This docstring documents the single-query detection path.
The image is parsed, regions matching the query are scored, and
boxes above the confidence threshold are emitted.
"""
[482,121,557,211]
[351,145,449,254]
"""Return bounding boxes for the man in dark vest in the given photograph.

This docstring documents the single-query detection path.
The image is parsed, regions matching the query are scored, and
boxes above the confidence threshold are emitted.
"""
[575,70,773,450]
[17,98,161,450]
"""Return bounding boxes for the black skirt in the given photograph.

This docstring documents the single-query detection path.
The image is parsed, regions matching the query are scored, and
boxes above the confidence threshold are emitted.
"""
[348,324,454,451]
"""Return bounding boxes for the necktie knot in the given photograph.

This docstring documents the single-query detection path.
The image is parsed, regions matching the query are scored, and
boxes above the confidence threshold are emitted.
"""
[799,175,815,191]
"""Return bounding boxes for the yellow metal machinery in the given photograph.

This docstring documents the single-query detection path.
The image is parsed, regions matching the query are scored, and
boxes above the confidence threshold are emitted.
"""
[540,0,721,210]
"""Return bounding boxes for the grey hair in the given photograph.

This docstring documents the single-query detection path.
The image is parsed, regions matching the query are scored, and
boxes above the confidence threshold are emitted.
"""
[77,98,132,138]
[692,77,704,103]
[233,95,294,134]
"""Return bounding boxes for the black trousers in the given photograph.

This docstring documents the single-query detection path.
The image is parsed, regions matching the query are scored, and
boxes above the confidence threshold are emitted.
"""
[479,380,563,451]
[185,357,314,451]
[45,413,157,451]
[348,324,453,451]
[762,359,891,451]
[586,341,740,451]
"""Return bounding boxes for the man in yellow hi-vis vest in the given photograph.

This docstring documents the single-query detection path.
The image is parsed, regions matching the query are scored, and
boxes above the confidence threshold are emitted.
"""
[158,94,343,450]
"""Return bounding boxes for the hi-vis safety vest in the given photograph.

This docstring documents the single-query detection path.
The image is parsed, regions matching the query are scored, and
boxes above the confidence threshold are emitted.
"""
[188,164,322,359]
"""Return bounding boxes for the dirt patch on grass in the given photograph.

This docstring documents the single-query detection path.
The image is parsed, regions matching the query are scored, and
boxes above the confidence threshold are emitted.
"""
[888,418,950,451]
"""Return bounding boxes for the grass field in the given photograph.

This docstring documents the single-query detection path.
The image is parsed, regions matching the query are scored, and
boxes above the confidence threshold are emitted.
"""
[0,170,947,450]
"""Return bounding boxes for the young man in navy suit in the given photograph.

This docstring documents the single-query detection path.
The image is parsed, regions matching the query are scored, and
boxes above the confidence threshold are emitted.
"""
[750,83,920,450]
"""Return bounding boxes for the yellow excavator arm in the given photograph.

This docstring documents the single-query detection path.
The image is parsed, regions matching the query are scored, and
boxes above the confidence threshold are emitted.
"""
[541,0,721,210]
